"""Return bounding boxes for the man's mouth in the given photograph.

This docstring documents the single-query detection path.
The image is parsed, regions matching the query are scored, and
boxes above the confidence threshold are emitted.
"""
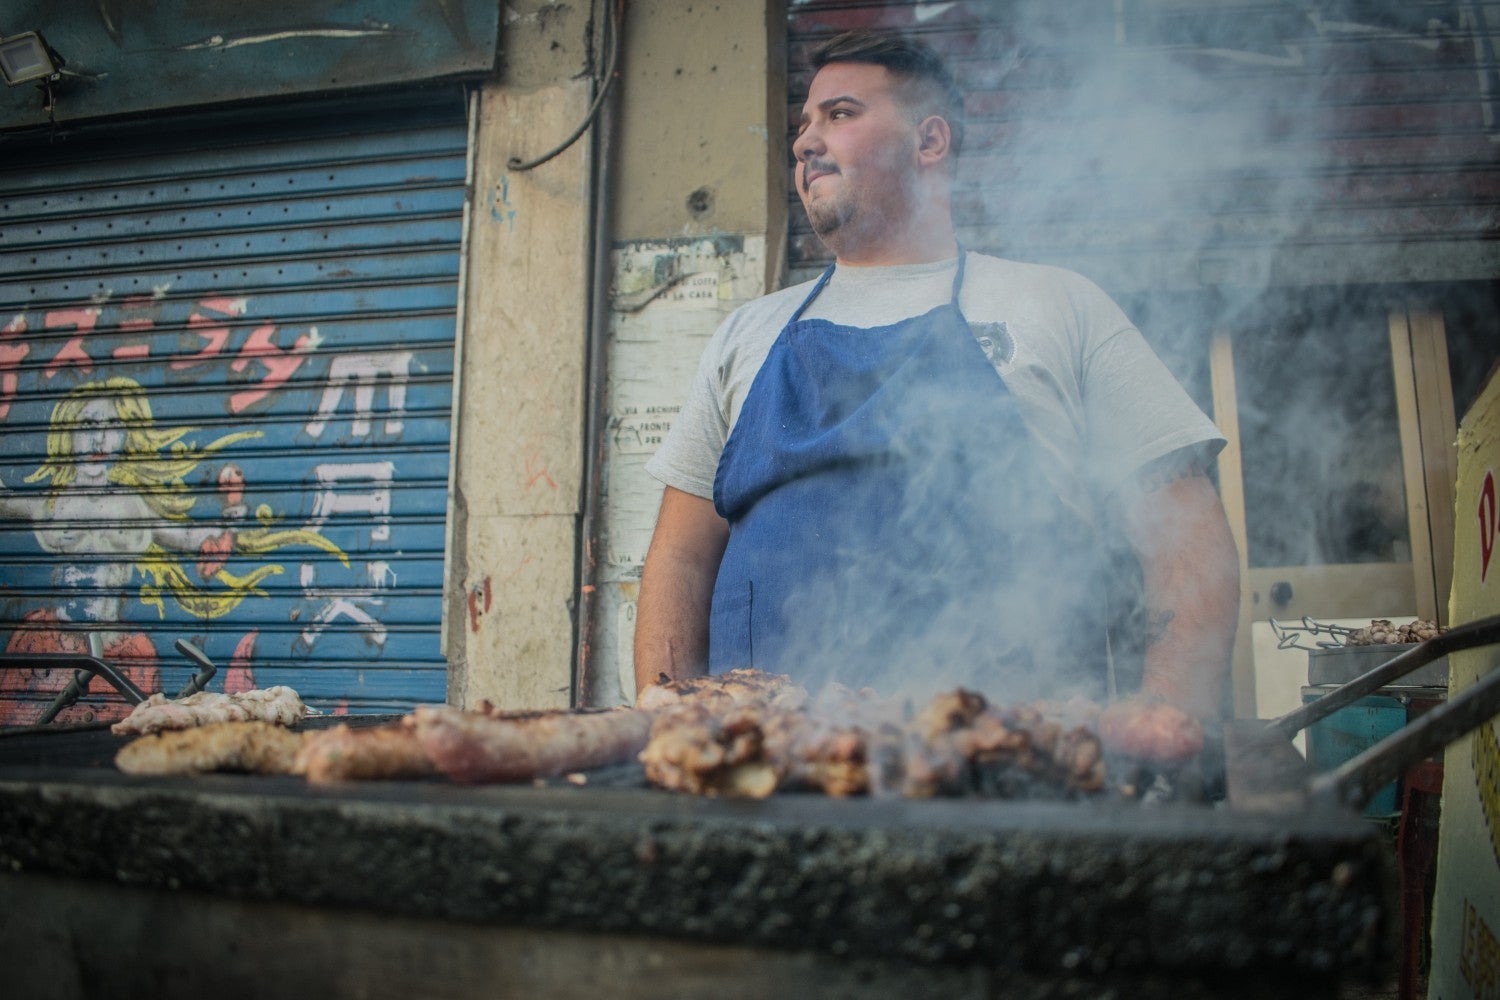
[802,161,837,191]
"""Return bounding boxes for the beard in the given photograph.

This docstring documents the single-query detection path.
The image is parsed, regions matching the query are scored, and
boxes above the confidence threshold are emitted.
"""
[801,162,855,241]
[806,191,856,241]
[800,159,918,254]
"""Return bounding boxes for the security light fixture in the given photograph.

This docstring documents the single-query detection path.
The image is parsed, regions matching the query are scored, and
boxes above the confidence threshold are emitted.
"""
[0,31,62,86]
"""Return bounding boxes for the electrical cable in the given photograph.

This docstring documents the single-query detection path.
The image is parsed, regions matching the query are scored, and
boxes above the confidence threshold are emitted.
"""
[508,0,623,171]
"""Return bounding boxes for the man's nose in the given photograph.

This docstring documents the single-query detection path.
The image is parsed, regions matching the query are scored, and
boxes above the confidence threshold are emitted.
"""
[793,124,822,161]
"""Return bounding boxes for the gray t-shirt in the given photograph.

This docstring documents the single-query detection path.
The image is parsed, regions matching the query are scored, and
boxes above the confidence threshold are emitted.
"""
[646,252,1224,518]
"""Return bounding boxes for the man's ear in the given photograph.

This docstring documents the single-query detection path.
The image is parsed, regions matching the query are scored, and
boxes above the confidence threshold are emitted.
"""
[915,115,952,166]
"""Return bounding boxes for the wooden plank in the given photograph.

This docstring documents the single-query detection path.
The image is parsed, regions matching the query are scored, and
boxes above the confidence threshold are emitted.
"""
[1389,310,1439,622]
[1408,309,1459,625]
[1209,331,1257,718]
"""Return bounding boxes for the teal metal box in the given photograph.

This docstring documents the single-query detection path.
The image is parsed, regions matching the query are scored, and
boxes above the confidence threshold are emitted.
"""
[1301,687,1408,817]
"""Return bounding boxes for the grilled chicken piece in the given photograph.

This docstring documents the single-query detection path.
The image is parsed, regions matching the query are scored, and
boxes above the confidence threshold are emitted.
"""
[115,720,305,775]
[635,668,807,713]
[640,702,780,797]
[111,687,308,736]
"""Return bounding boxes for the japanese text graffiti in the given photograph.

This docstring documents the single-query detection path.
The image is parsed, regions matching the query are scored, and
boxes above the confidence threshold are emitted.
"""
[0,285,416,723]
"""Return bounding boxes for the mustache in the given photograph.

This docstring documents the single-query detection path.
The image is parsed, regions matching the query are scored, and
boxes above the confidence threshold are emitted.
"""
[800,158,838,190]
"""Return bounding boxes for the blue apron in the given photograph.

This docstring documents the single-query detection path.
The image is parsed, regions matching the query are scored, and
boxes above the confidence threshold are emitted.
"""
[709,252,1107,698]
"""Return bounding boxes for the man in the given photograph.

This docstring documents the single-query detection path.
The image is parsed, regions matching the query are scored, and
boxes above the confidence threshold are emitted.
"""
[634,30,1239,717]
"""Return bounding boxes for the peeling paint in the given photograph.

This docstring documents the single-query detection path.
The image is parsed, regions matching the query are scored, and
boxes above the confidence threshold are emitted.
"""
[467,576,492,633]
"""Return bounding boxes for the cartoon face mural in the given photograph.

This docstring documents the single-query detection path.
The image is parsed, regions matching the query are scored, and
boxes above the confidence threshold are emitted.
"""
[0,372,346,724]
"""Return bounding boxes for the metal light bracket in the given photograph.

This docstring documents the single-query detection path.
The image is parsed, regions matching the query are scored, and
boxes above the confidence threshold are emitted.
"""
[0,31,62,86]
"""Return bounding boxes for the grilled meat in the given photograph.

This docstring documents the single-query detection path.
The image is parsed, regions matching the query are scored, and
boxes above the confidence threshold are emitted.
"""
[635,667,807,713]
[639,677,1125,801]
[115,720,305,775]
[409,705,652,784]
[639,701,781,797]
[295,721,437,783]
[111,687,308,736]
[1096,699,1205,765]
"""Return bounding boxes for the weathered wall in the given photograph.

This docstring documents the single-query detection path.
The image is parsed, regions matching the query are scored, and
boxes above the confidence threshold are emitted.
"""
[612,0,787,262]
[586,1,787,704]
[444,1,598,710]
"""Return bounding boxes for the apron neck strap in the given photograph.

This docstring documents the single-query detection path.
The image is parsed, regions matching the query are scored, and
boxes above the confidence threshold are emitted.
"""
[789,245,967,325]
[949,244,967,306]
[788,263,836,326]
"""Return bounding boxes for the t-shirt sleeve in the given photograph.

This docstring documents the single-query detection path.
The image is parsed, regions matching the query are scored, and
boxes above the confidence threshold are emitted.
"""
[644,324,731,502]
[1081,322,1226,495]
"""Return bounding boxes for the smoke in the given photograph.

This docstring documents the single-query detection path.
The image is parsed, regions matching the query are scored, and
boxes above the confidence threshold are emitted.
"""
[726,297,1116,705]
[952,2,1484,580]
[752,2,1500,704]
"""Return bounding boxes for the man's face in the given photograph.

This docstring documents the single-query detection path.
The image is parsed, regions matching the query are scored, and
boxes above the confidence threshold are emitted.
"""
[792,62,922,250]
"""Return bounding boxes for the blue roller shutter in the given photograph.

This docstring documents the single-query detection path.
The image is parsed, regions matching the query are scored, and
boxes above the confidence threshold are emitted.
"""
[0,89,468,723]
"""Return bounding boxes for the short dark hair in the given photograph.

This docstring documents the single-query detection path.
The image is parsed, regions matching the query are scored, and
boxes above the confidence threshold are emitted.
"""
[808,30,966,156]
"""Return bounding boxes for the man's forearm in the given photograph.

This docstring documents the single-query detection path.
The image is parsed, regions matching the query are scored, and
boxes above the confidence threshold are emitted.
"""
[634,555,716,690]
[632,487,729,696]
[1125,468,1241,718]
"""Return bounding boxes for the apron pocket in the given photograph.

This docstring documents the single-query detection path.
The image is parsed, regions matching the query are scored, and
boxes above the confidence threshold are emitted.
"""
[709,580,753,671]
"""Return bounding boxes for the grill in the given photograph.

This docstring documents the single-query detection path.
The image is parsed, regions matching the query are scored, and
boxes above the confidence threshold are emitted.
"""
[5,616,1498,998]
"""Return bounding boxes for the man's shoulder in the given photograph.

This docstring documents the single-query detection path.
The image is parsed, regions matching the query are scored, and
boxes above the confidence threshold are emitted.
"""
[965,252,1098,293]
[734,276,822,317]
[963,252,1124,323]
[716,276,821,338]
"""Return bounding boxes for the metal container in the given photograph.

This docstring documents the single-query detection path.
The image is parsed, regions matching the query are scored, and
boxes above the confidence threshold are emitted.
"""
[1300,685,1446,817]
[1308,644,1449,687]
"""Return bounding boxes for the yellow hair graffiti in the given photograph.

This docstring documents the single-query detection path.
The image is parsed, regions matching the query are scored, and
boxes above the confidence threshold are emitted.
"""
[26,376,259,518]
[137,544,283,619]
[28,377,349,620]
[237,504,350,565]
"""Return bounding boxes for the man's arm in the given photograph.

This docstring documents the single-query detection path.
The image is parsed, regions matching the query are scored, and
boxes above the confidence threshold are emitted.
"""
[1119,454,1240,718]
[633,486,730,695]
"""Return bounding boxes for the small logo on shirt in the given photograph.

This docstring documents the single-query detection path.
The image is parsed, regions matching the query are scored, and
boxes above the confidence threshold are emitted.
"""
[971,322,1012,366]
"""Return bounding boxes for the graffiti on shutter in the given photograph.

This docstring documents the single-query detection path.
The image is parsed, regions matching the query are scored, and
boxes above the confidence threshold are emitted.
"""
[0,96,465,724]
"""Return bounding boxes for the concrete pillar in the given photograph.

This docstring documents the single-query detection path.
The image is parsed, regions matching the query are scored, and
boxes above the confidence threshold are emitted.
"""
[444,1,599,710]
[585,0,787,704]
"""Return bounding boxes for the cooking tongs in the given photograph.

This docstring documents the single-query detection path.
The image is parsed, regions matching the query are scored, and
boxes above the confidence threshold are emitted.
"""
[0,638,219,727]
[1236,613,1500,811]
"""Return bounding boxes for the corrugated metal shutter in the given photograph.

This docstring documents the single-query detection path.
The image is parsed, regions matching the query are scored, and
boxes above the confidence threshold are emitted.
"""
[0,89,468,724]
[786,2,1500,289]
